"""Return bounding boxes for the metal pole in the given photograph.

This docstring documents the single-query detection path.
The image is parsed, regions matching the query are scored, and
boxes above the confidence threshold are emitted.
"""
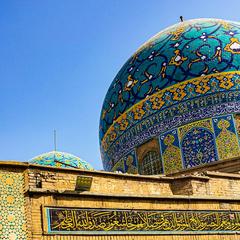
[54,129,57,151]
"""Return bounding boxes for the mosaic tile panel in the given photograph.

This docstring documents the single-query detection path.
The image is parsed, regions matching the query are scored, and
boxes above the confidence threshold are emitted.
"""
[109,115,240,174]
[112,159,125,172]
[179,120,218,168]
[0,170,28,239]
[234,114,240,141]
[103,101,240,171]
[124,150,138,174]
[213,115,240,160]
[112,150,138,173]
[160,130,182,174]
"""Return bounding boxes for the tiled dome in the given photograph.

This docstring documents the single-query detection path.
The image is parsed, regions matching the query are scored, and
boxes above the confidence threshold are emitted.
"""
[30,151,93,170]
[100,18,240,174]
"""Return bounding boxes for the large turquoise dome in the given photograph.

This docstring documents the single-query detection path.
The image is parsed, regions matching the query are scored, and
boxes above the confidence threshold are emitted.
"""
[100,18,240,175]
[30,151,93,170]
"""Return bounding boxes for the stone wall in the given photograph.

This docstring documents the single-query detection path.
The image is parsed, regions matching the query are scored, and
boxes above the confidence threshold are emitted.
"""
[2,162,240,239]
[25,163,240,239]
[27,167,173,196]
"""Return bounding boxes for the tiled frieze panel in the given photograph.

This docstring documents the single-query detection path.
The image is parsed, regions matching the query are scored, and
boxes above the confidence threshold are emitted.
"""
[44,207,240,235]
[110,114,240,175]
[105,101,240,173]
[102,74,240,157]
[0,170,28,239]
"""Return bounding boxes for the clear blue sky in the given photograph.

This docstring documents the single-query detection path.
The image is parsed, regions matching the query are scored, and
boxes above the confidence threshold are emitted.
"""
[0,0,239,170]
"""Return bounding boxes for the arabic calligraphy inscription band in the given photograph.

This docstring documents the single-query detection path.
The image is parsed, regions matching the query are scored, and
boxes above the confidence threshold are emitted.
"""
[45,207,240,235]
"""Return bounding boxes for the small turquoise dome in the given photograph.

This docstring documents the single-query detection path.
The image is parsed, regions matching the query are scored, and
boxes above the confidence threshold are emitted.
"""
[30,151,93,170]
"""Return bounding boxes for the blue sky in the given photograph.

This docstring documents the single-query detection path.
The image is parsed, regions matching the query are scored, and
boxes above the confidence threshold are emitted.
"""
[0,0,240,170]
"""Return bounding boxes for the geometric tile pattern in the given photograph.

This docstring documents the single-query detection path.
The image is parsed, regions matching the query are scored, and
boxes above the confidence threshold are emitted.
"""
[179,119,218,169]
[181,127,217,169]
[0,170,28,239]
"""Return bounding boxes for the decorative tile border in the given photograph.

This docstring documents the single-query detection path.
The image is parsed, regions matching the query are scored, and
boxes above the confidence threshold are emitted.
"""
[0,170,28,239]
[101,71,240,152]
[106,112,240,175]
[101,72,240,171]
[103,101,240,170]
[44,207,240,235]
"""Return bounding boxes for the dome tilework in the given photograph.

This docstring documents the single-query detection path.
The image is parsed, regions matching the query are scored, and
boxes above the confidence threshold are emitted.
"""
[100,18,240,174]
[100,19,240,139]
[30,151,93,170]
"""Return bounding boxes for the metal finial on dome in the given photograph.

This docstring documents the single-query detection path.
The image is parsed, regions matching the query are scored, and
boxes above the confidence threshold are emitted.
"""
[180,16,184,22]
[54,129,57,151]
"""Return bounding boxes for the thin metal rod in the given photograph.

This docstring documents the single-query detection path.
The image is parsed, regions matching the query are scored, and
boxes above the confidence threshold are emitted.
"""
[54,129,57,151]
